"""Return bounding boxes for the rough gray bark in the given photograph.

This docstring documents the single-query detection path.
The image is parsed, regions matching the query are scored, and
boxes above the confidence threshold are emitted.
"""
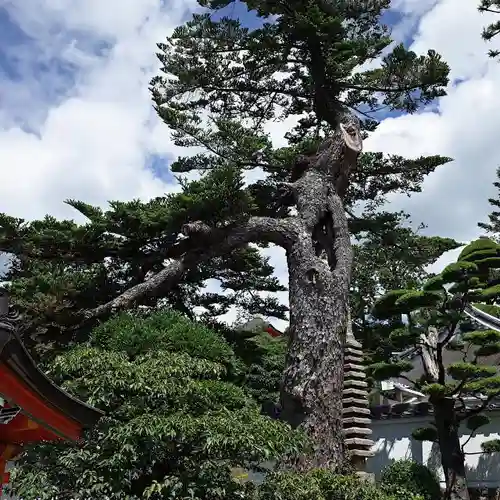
[82,112,362,471]
[433,398,470,500]
[420,326,470,500]
[420,326,440,381]
[85,216,295,319]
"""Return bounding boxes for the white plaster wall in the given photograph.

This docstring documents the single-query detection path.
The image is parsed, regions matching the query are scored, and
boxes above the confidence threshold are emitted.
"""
[367,411,500,489]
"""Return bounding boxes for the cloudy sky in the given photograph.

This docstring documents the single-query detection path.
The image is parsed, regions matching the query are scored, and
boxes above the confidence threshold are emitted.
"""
[0,0,499,330]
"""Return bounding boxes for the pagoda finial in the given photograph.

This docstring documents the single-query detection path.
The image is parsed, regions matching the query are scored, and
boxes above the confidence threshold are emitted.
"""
[0,288,21,332]
[0,287,9,317]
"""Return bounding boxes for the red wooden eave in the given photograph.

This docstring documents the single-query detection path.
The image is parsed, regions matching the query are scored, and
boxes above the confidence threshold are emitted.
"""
[265,325,283,338]
[0,364,82,441]
[0,288,105,495]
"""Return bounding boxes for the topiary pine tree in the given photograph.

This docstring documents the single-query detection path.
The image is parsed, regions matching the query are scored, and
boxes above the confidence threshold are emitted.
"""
[351,216,461,370]
[0,0,450,470]
[478,0,500,59]
[478,166,500,240]
[369,238,500,500]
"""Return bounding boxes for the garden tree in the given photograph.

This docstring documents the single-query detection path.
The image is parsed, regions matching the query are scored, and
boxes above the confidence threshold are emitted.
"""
[0,205,288,357]
[7,310,304,499]
[369,238,500,500]
[351,216,460,367]
[0,0,451,470]
[258,470,425,500]
[7,309,423,500]
[479,0,500,59]
[380,460,441,500]
[478,165,500,240]
[226,317,288,406]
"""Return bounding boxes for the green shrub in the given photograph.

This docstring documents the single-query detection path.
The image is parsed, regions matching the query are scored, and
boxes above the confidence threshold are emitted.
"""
[91,310,236,363]
[8,311,305,499]
[259,470,424,500]
[380,460,441,500]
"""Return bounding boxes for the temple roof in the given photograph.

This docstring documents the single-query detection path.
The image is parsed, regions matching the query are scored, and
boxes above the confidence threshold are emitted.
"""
[238,317,283,337]
[0,328,104,435]
[371,398,500,420]
[0,288,103,440]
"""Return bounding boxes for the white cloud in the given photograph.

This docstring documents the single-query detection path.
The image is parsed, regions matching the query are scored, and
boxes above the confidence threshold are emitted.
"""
[1,0,499,330]
[0,0,199,222]
[410,0,495,81]
[426,244,467,276]
[366,0,500,248]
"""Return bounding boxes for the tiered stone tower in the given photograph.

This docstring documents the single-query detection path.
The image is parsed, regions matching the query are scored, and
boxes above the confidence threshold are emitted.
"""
[343,314,374,474]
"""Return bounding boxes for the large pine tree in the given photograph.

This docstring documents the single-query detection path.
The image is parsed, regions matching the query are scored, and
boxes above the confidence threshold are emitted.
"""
[0,0,450,470]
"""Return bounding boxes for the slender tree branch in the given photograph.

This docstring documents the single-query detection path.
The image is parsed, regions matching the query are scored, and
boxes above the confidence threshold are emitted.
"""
[452,377,471,399]
[461,429,477,452]
[438,321,460,349]
[399,374,418,387]
[480,7,500,14]
[340,82,424,94]
[344,102,380,122]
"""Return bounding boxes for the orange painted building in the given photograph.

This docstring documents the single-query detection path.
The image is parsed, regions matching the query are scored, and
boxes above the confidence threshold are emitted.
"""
[0,288,103,496]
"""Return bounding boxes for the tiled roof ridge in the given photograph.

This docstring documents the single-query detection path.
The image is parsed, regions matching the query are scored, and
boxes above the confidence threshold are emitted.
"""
[394,302,500,363]
[239,316,283,336]
[370,397,500,420]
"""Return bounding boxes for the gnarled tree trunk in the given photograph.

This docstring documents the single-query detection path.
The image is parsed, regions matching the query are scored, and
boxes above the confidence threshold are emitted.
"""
[82,113,362,473]
[422,327,470,500]
[279,114,362,470]
[433,397,470,500]
[281,216,350,469]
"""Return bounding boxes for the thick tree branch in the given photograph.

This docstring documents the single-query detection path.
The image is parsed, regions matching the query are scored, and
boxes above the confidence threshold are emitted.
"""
[341,82,424,94]
[83,216,297,321]
[420,326,440,382]
[480,7,500,14]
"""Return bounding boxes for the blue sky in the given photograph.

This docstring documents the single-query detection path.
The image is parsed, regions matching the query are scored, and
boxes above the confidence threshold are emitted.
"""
[0,7,109,134]
[0,1,417,146]
[1,0,500,327]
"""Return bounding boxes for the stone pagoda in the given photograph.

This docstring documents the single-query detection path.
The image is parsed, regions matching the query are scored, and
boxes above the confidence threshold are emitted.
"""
[343,313,374,475]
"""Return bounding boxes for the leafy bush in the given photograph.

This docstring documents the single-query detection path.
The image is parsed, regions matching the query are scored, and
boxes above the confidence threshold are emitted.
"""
[259,470,424,500]
[380,460,441,500]
[7,311,305,500]
[91,310,237,363]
